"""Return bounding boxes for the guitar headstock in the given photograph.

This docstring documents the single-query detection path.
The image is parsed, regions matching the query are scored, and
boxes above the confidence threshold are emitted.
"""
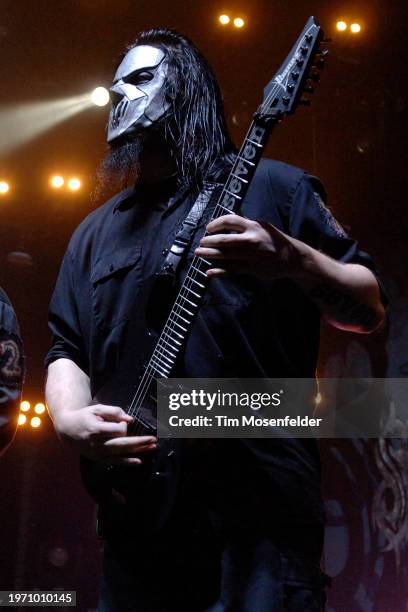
[259,16,328,119]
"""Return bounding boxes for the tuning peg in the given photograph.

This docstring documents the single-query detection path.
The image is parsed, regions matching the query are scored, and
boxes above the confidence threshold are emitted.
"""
[299,98,311,106]
[300,46,309,56]
[291,71,300,80]
[305,34,313,43]
[282,97,291,106]
[287,84,295,93]
[303,85,315,94]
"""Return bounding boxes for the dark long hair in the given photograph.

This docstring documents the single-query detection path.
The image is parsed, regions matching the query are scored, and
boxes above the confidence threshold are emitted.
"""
[126,28,237,188]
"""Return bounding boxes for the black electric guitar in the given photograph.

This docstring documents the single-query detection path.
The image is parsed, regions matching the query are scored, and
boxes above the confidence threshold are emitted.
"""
[81,16,328,530]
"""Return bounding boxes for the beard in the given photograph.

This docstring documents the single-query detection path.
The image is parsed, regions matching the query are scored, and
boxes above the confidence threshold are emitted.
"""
[94,132,146,201]
[94,119,174,203]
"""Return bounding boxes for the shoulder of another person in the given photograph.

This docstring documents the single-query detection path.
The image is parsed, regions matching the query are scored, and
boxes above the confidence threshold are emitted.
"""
[0,287,19,332]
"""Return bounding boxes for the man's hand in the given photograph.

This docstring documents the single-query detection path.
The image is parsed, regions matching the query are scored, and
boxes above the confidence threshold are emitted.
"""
[195,213,385,334]
[194,214,303,279]
[53,403,157,466]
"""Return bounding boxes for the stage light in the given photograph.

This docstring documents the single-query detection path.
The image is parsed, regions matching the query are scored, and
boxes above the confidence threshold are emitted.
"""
[0,181,9,194]
[233,17,245,28]
[34,403,46,415]
[219,14,230,25]
[336,21,347,32]
[68,178,81,191]
[91,87,110,107]
[350,23,361,33]
[20,400,31,412]
[50,175,64,188]
[18,414,27,426]
[30,416,41,428]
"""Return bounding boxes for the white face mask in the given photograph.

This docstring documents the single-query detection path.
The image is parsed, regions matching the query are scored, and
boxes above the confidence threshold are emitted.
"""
[107,45,170,143]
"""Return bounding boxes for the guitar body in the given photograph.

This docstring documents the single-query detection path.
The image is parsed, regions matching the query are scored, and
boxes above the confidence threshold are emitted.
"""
[81,274,181,532]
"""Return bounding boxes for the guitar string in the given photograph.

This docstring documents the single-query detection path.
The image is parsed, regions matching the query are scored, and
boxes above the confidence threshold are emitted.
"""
[126,30,319,433]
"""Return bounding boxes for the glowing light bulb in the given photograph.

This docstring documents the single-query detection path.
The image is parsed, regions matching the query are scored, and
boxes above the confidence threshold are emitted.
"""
[68,178,81,191]
[50,175,64,188]
[20,400,31,412]
[0,181,10,194]
[30,416,41,428]
[91,87,110,107]
[336,21,347,32]
[18,414,27,426]
[219,14,230,25]
[233,17,245,28]
[34,403,46,415]
[350,23,361,33]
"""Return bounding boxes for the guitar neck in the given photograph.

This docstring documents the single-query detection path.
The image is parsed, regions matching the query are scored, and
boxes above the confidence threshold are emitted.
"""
[144,114,279,381]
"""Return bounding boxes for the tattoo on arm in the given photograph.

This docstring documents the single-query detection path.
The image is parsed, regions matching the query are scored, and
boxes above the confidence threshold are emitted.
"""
[309,283,378,329]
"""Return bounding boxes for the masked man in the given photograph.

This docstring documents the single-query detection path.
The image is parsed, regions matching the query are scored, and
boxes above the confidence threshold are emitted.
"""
[45,29,386,611]
[0,287,24,456]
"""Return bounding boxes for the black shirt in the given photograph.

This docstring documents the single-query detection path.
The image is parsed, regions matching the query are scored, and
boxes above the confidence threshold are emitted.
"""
[0,287,24,455]
[45,158,381,529]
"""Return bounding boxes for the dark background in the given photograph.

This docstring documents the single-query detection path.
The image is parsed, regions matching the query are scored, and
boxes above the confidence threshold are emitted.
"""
[0,1,407,610]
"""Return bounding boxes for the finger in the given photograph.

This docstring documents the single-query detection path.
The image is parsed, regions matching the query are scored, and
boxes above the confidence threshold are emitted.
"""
[91,421,129,438]
[206,267,229,278]
[93,405,133,423]
[206,215,252,234]
[199,233,251,248]
[195,247,253,259]
[102,436,157,454]
[207,263,244,278]
[100,456,143,466]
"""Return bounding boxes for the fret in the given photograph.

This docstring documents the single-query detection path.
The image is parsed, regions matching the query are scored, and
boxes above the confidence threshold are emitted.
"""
[237,156,255,167]
[189,278,205,289]
[184,287,201,299]
[162,331,182,346]
[191,265,207,277]
[170,328,184,340]
[150,357,171,376]
[216,203,234,214]
[150,359,169,378]
[153,349,174,366]
[175,304,194,316]
[231,173,249,184]
[168,319,187,332]
[157,337,179,354]
[178,295,198,308]
[197,257,211,267]
[246,138,263,148]
[149,363,170,378]
[225,189,242,200]
[170,311,190,324]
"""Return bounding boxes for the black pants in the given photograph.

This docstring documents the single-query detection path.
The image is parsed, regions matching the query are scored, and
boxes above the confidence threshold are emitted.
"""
[98,527,328,612]
[97,442,328,611]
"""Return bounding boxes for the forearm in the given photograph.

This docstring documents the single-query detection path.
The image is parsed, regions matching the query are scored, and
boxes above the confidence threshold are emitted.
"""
[46,358,92,429]
[293,242,385,333]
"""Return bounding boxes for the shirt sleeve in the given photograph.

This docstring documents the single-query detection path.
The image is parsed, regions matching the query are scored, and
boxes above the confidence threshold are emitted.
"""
[287,174,388,305]
[45,249,89,374]
[0,289,24,456]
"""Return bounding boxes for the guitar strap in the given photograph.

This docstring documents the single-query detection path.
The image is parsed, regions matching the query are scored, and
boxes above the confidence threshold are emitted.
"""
[160,182,221,278]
